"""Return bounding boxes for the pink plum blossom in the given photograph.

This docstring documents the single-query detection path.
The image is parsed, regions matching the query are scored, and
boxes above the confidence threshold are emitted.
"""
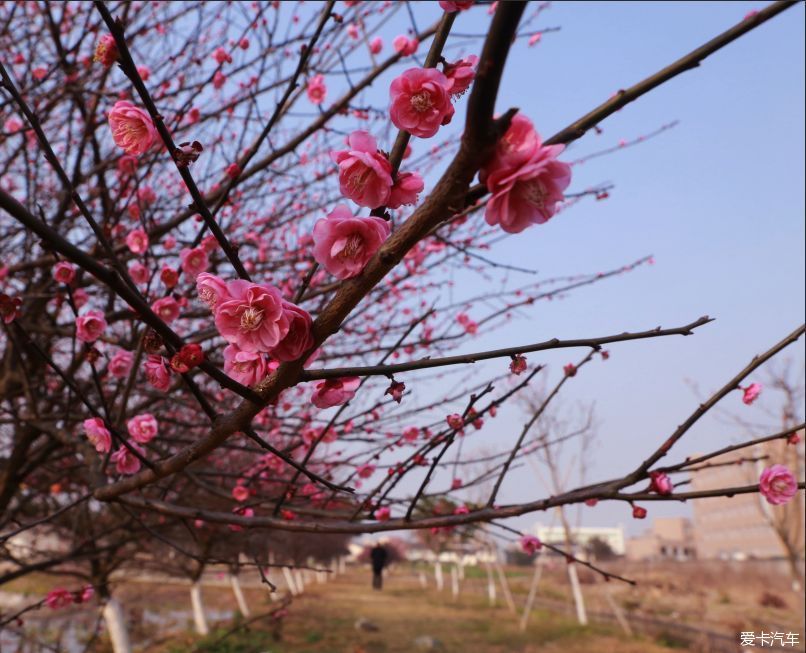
[311,376,360,409]
[196,272,230,309]
[392,35,419,56]
[232,485,250,502]
[443,55,478,96]
[374,506,391,521]
[76,310,107,343]
[306,74,326,105]
[83,417,111,453]
[272,301,314,362]
[108,101,157,155]
[223,344,273,386]
[152,296,180,323]
[144,354,171,391]
[214,279,289,353]
[742,382,762,405]
[111,445,143,475]
[520,535,542,554]
[649,471,673,495]
[439,0,475,11]
[108,349,134,378]
[53,261,76,284]
[312,204,391,279]
[759,464,798,505]
[330,131,393,208]
[389,67,454,139]
[45,588,73,609]
[369,37,383,55]
[127,413,158,444]
[388,171,424,209]
[180,247,209,277]
[125,228,149,254]
[484,138,571,234]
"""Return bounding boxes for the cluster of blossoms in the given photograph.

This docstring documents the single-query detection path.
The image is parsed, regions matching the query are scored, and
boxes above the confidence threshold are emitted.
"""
[196,273,314,386]
[480,114,572,233]
[44,585,94,610]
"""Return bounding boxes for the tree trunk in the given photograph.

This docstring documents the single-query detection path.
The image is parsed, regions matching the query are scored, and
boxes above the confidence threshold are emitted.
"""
[567,562,588,625]
[228,573,250,617]
[190,581,209,635]
[103,597,132,653]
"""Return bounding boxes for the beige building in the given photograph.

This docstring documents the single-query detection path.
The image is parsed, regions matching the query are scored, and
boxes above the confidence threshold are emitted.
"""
[690,437,804,560]
[626,517,696,561]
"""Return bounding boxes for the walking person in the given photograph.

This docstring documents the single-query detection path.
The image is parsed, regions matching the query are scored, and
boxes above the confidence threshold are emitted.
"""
[370,541,388,590]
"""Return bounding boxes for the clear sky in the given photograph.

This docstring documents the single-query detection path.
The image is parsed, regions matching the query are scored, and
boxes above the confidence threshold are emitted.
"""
[337,0,805,538]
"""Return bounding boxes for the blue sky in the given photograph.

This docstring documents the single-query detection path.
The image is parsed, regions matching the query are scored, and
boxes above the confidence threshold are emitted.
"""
[340,0,805,537]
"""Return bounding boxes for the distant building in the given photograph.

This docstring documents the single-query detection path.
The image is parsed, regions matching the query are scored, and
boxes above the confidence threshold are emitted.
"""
[626,517,696,561]
[532,523,626,556]
[690,437,804,560]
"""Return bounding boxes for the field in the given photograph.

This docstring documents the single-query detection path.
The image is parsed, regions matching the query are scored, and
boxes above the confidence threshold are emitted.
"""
[3,557,804,652]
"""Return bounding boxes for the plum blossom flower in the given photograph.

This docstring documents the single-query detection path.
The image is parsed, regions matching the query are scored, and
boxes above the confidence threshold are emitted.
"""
[759,464,798,505]
[742,382,762,405]
[108,349,134,378]
[144,354,171,391]
[392,35,419,56]
[272,301,314,362]
[108,101,157,156]
[127,413,158,444]
[649,471,673,495]
[510,354,527,375]
[389,68,454,139]
[520,535,542,555]
[312,204,391,279]
[170,343,204,373]
[196,272,229,309]
[45,588,73,609]
[374,506,391,521]
[369,37,383,55]
[563,363,577,377]
[480,114,541,183]
[307,74,327,105]
[53,261,76,284]
[446,413,464,430]
[180,247,209,277]
[311,376,360,409]
[232,485,250,502]
[357,464,375,479]
[484,141,571,233]
[111,445,143,475]
[439,0,475,11]
[152,296,180,323]
[213,46,232,64]
[128,262,149,284]
[632,505,647,519]
[443,55,478,96]
[387,171,424,209]
[223,345,273,386]
[93,34,118,67]
[214,279,289,353]
[125,228,149,254]
[385,379,405,403]
[83,417,111,453]
[4,117,23,134]
[161,266,179,288]
[330,131,393,208]
[76,310,107,343]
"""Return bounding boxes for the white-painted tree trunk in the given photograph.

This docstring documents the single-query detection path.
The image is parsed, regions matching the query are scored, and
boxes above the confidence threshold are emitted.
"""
[434,561,444,591]
[229,573,250,617]
[450,565,460,600]
[281,566,298,595]
[604,582,632,636]
[294,569,305,594]
[494,560,517,613]
[418,570,427,588]
[190,581,209,635]
[567,562,588,625]
[485,561,496,606]
[338,556,346,574]
[102,597,132,653]
[519,554,546,632]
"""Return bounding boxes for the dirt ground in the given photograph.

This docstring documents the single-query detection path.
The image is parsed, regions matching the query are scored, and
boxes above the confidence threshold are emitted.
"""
[3,559,804,652]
